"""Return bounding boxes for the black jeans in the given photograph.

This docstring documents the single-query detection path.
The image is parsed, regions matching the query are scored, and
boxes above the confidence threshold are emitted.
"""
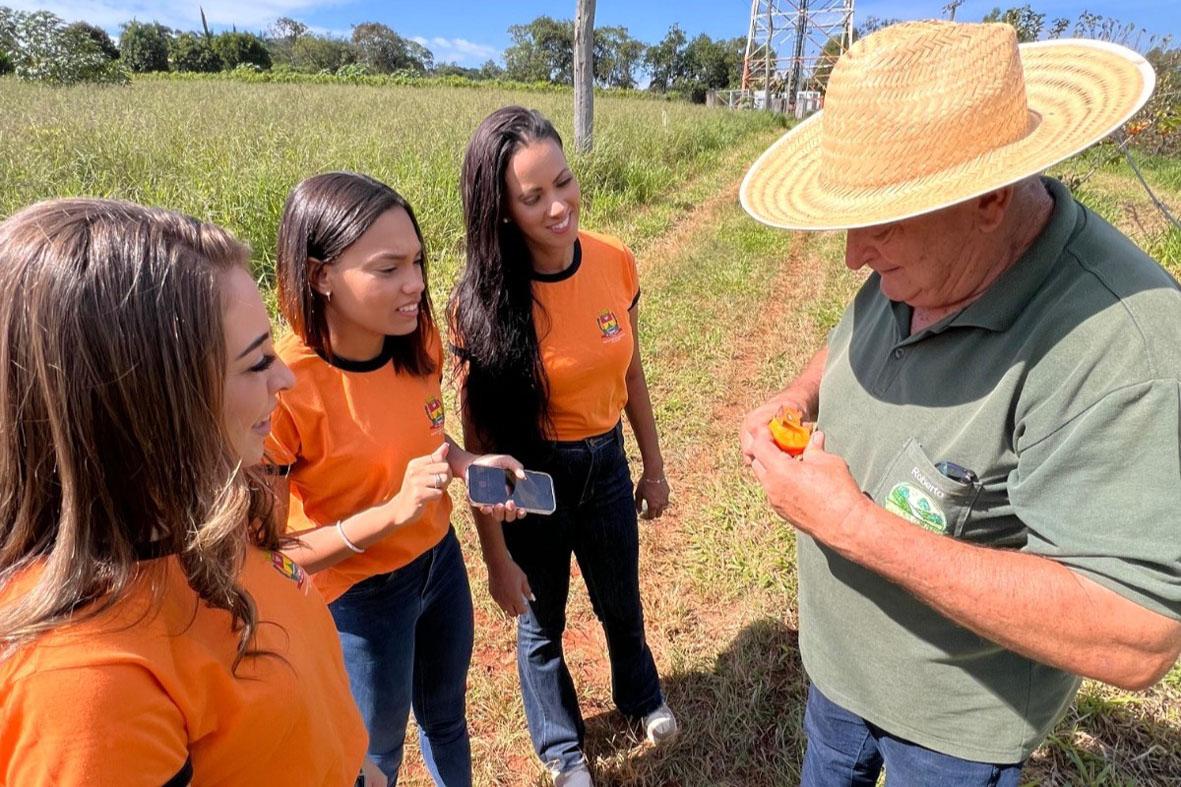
[504,424,664,772]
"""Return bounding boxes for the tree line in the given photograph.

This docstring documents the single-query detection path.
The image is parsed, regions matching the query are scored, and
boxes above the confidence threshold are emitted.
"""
[0,6,746,101]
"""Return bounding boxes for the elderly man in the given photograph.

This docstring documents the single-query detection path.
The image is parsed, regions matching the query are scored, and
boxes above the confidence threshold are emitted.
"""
[739,20,1181,787]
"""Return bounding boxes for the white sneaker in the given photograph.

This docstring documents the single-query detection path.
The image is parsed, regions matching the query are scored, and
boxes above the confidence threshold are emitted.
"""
[643,702,679,745]
[553,763,594,787]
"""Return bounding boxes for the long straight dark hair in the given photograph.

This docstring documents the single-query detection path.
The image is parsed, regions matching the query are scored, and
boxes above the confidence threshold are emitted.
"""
[276,172,436,375]
[450,106,563,456]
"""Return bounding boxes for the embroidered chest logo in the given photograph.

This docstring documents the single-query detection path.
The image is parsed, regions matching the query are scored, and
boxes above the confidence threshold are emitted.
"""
[268,551,308,591]
[597,310,622,341]
[424,396,445,430]
[884,482,947,534]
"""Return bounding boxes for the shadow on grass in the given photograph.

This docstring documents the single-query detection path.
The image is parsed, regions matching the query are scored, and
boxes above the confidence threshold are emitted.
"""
[582,616,808,787]
[1024,677,1181,787]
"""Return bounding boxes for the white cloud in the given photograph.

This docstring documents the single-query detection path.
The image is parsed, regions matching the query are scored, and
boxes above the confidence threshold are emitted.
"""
[411,35,500,66]
[1,0,342,34]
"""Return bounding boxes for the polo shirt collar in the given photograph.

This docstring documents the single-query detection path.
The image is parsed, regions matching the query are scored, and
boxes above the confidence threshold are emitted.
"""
[944,177,1082,333]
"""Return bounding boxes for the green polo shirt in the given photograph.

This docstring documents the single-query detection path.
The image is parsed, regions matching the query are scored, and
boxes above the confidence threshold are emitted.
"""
[802,177,1181,763]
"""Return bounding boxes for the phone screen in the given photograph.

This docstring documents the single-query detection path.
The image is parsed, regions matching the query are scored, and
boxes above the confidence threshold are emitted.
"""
[466,465,557,515]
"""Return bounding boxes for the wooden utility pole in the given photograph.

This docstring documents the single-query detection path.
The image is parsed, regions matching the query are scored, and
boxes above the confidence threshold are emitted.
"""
[574,0,596,153]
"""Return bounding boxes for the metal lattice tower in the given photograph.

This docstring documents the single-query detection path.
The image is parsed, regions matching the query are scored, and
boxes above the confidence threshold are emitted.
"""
[741,0,855,109]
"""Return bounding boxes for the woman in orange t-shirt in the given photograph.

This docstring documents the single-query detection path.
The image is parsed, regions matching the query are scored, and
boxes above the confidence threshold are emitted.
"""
[266,172,523,786]
[450,107,676,785]
[0,199,373,786]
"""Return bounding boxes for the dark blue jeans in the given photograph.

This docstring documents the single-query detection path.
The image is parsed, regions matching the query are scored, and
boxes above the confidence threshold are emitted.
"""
[504,424,664,773]
[801,685,1024,787]
[329,527,473,787]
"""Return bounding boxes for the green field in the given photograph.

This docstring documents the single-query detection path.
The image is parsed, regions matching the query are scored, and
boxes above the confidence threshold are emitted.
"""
[1,77,1178,786]
[0,78,782,288]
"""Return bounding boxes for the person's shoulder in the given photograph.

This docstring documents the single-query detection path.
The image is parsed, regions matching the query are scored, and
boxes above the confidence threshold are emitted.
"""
[579,229,632,260]
[275,331,320,369]
[1065,207,1181,369]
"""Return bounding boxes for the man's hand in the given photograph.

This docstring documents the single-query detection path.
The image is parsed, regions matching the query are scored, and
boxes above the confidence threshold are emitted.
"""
[749,428,869,554]
[740,392,812,465]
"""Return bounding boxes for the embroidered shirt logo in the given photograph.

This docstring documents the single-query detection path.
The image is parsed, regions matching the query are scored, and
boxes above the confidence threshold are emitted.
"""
[597,310,622,339]
[884,482,947,533]
[268,551,307,591]
[424,397,445,430]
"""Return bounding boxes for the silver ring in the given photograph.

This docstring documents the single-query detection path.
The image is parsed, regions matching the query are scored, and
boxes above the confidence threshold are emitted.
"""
[435,472,445,488]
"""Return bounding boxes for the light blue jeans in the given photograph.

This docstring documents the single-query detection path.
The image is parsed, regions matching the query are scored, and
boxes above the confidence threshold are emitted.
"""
[329,527,473,786]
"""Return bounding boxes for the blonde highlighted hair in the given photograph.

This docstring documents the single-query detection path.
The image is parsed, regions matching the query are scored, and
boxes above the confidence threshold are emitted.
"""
[0,198,281,661]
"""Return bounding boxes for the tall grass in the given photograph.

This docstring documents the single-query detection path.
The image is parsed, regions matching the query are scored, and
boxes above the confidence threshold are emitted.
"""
[0,79,782,291]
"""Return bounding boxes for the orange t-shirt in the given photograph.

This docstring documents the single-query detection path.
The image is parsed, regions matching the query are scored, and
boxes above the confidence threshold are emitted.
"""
[0,548,367,786]
[533,230,640,440]
[266,329,452,603]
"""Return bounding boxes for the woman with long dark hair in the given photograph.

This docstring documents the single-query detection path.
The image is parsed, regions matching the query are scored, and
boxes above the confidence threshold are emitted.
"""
[450,107,676,786]
[267,172,523,786]
[0,198,372,785]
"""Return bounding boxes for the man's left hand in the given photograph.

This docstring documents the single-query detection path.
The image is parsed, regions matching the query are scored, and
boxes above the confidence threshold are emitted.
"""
[749,428,869,553]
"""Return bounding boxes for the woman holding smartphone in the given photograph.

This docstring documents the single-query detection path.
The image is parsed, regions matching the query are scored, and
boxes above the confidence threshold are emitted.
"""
[0,198,373,785]
[266,172,523,786]
[450,107,676,787]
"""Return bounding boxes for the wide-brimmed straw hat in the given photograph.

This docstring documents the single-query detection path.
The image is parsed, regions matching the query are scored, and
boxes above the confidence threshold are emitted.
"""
[740,20,1156,231]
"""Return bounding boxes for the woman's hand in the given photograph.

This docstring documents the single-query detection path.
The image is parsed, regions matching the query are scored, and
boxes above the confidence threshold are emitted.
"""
[468,454,528,523]
[635,473,670,520]
[486,553,534,618]
[388,443,451,526]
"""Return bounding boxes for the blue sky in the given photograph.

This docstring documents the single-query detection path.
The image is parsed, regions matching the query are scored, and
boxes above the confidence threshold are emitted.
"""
[10,1,1179,66]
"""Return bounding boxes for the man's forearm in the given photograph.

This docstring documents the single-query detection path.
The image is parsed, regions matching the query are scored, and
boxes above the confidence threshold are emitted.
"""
[833,500,1181,690]
[781,346,827,420]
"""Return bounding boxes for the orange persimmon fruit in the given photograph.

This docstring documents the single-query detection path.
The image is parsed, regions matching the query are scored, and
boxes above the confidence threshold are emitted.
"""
[768,406,813,456]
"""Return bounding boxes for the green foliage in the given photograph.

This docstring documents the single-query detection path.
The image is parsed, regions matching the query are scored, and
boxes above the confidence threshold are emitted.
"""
[64,21,118,60]
[0,7,126,84]
[982,5,1045,42]
[0,49,10,75]
[593,25,645,89]
[351,21,431,74]
[213,32,270,70]
[645,26,744,102]
[645,24,686,93]
[504,15,573,83]
[170,32,222,73]
[119,20,170,72]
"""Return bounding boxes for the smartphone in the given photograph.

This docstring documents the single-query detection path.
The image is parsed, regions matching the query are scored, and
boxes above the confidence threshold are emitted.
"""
[466,465,557,515]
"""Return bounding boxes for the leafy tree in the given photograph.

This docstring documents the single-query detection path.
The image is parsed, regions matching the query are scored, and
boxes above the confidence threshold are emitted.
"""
[593,25,644,88]
[64,21,118,60]
[290,34,355,72]
[645,24,687,93]
[982,5,1045,43]
[682,34,743,94]
[214,31,271,69]
[504,16,574,83]
[120,20,171,72]
[0,49,10,74]
[479,58,505,80]
[351,22,432,73]
[1,7,125,83]
[171,32,222,72]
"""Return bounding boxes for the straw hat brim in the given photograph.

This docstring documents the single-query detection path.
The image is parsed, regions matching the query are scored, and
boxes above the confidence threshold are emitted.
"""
[739,39,1156,231]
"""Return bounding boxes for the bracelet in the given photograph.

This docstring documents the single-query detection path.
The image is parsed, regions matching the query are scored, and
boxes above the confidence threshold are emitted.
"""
[640,476,668,486]
[336,521,365,554]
